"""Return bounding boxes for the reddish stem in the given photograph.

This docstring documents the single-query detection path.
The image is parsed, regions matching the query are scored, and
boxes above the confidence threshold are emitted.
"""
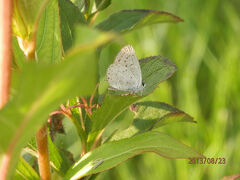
[76,97,85,131]
[0,0,13,179]
[67,104,85,109]
[36,125,51,180]
[0,0,12,108]
[89,83,99,107]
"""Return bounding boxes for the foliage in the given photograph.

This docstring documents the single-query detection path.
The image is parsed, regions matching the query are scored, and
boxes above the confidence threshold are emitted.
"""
[0,0,216,179]
[95,1,240,180]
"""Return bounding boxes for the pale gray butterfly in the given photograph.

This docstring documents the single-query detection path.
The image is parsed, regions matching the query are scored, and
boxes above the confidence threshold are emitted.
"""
[106,45,145,93]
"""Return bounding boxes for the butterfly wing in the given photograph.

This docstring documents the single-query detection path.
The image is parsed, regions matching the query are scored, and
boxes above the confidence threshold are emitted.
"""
[107,63,141,92]
[114,45,142,88]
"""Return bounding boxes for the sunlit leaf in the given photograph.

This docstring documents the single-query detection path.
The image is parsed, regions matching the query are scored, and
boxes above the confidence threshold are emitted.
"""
[65,131,203,179]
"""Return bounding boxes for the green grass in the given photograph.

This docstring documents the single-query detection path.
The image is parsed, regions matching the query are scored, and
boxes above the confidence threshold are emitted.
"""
[94,0,240,179]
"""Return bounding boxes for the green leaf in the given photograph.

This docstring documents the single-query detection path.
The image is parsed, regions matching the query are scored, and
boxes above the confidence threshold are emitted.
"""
[48,135,74,175]
[0,26,113,179]
[36,0,62,64]
[87,56,177,148]
[12,37,27,69]
[111,101,196,141]
[96,9,183,32]
[102,108,134,142]
[140,56,177,96]
[54,117,82,160]
[87,94,141,149]
[65,131,203,179]
[14,157,39,180]
[12,0,49,39]
[83,0,94,15]
[69,0,85,11]
[68,25,116,56]
[0,55,95,179]
[58,0,87,51]
[95,0,111,12]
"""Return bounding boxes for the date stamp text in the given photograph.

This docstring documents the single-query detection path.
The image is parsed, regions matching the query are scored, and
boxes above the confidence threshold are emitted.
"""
[188,157,226,164]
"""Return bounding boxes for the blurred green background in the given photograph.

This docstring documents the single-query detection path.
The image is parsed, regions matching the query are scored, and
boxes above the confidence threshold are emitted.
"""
[95,0,240,179]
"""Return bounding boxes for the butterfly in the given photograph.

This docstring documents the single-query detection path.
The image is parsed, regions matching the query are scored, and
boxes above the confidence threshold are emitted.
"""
[106,45,145,94]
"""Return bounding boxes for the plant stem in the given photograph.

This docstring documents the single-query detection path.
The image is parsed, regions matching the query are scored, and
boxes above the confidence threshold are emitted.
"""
[36,125,51,180]
[0,0,13,179]
[0,0,12,108]
[76,97,86,131]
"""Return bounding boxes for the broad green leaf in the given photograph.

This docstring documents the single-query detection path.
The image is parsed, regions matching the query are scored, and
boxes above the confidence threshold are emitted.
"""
[36,0,62,64]
[95,0,111,12]
[14,157,39,180]
[58,0,87,51]
[111,101,196,141]
[96,9,183,32]
[65,131,203,179]
[0,27,114,179]
[12,0,49,39]
[87,56,177,148]
[36,0,62,63]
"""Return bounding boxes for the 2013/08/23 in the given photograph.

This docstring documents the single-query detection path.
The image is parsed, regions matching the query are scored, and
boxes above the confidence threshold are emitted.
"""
[188,157,226,164]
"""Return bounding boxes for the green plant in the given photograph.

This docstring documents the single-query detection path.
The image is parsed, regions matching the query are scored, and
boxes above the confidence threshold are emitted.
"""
[0,0,203,179]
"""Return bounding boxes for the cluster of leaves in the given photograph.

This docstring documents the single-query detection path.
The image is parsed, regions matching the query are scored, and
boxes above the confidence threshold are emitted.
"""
[0,0,203,179]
